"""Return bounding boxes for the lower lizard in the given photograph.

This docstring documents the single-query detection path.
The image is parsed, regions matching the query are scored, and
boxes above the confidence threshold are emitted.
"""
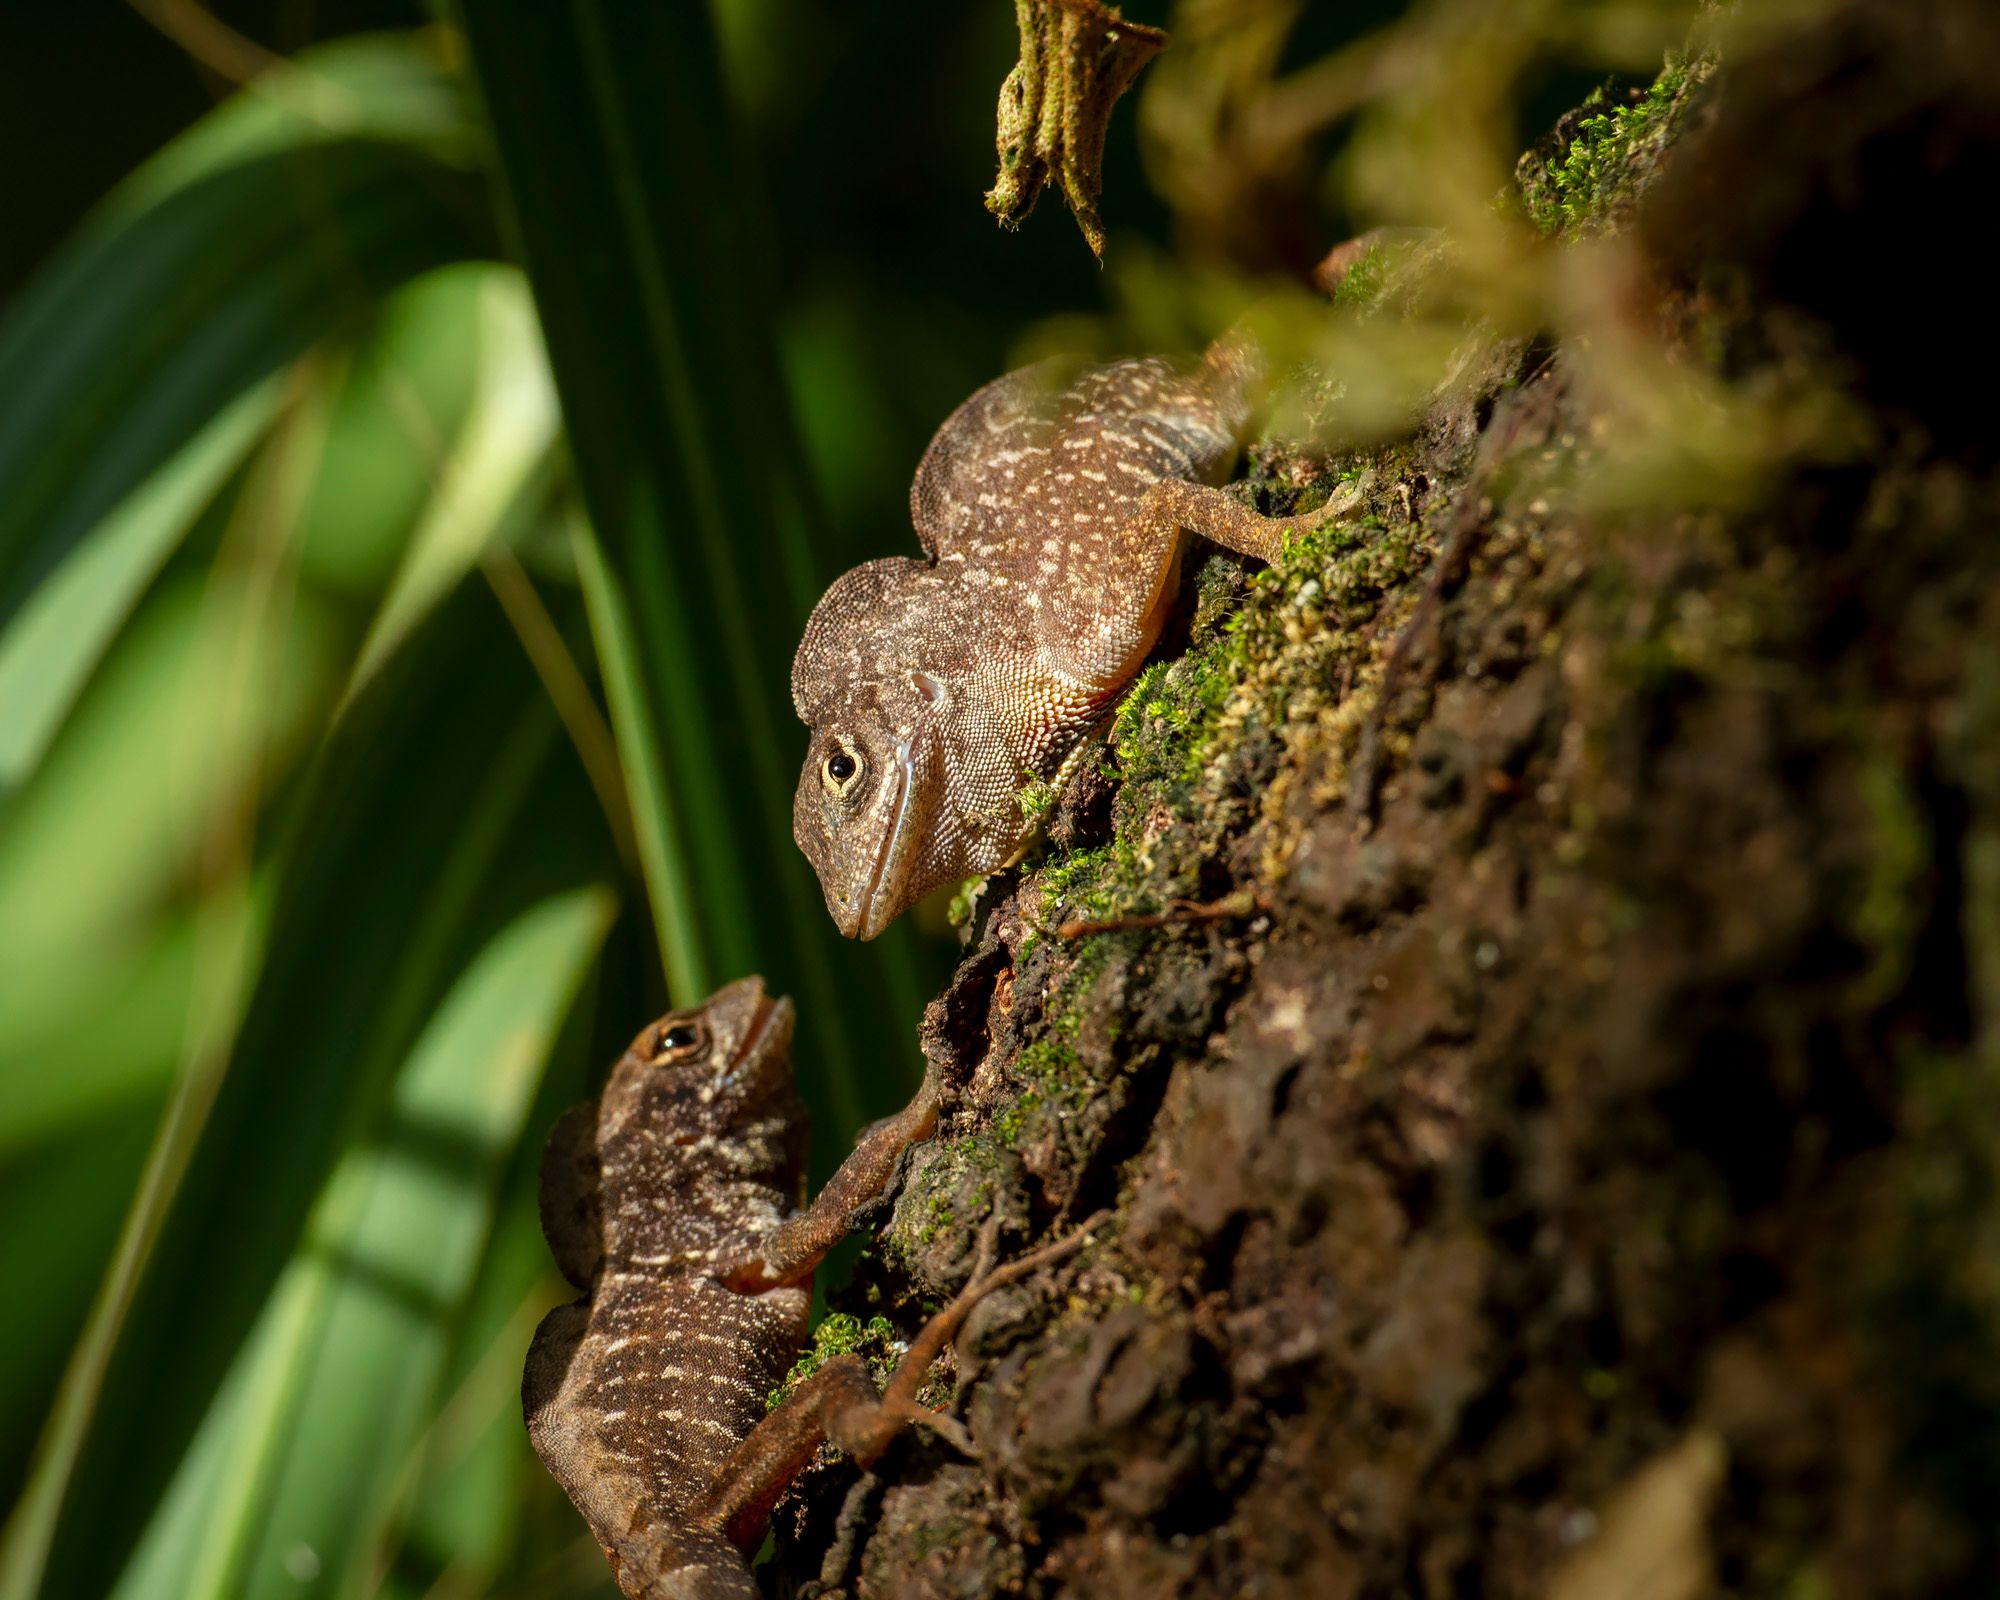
[523,976,1091,1600]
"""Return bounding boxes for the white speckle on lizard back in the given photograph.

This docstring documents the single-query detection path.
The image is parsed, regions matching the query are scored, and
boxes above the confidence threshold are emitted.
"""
[790,346,1272,932]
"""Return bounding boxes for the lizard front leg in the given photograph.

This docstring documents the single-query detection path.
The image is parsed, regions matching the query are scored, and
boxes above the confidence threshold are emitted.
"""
[1138,475,1333,565]
[719,1070,943,1293]
[1039,477,1337,694]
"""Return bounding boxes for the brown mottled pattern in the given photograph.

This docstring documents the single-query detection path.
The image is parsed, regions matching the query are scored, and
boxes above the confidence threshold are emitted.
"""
[793,341,1297,940]
[524,979,810,1600]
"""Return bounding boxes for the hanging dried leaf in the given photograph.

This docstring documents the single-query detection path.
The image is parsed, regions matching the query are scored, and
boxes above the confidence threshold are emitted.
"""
[985,0,1168,258]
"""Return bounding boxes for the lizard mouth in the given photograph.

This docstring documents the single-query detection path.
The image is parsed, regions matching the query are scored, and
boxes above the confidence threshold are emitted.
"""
[851,741,917,941]
[742,986,792,1059]
[720,982,795,1095]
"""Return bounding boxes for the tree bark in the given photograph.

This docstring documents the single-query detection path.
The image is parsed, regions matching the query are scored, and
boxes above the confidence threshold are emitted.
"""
[770,4,2000,1594]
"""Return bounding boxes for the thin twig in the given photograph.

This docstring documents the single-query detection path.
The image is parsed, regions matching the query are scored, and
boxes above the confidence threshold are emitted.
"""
[1058,889,1269,939]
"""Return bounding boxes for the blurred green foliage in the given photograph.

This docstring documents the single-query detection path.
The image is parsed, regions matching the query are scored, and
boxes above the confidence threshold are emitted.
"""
[0,0,1752,1595]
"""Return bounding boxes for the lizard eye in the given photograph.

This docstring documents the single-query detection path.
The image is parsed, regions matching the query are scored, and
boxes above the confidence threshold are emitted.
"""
[821,741,862,795]
[654,1020,706,1061]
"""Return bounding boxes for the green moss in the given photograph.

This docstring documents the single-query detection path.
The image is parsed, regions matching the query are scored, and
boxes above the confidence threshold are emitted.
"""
[1517,56,1697,236]
[992,1094,1033,1148]
[1114,639,1243,791]
[1328,242,1390,309]
[946,876,978,929]
[768,1311,899,1410]
[1017,773,1058,827]
[1001,937,1127,1146]
[1851,747,1930,1005]
[1013,444,1429,958]
[1015,1012,1084,1092]
[970,936,1121,1154]
[882,1130,1014,1269]
[1034,842,1114,925]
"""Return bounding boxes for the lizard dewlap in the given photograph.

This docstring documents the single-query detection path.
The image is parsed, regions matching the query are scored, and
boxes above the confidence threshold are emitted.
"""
[791,342,1330,939]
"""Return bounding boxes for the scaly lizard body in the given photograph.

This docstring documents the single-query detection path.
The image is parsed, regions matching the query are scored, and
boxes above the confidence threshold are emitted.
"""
[792,340,1329,938]
[524,978,1084,1600]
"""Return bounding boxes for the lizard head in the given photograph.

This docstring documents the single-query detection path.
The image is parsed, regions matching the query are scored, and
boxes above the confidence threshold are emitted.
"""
[599,975,803,1164]
[790,560,962,940]
[538,977,804,1286]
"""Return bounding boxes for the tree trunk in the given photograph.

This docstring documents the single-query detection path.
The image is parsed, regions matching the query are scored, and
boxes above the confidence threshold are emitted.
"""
[769,3,2000,1594]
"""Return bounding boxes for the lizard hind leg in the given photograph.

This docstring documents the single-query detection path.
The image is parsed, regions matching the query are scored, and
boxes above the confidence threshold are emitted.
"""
[696,1358,885,1556]
[692,1323,969,1551]
[615,1526,756,1600]
[695,1213,1112,1556]
[825,1210,1114,1466]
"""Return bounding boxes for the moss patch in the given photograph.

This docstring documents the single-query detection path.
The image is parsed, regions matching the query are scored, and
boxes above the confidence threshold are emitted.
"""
[767,1311,900,1411]
[1516,54,1708,236]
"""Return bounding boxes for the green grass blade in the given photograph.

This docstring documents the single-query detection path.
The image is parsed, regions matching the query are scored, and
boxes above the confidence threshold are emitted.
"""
[0,238,579,1584]
[3,579,611,1600]
[0,379,284,798]
[252,887,611,1599]
[100,886,613,1600]
[368,999,620,1600]
[569,511,707,1002]
[0,261,520,1164]
[0,1105,160,1519]
[0,32,491,631]
[348,270,562,693]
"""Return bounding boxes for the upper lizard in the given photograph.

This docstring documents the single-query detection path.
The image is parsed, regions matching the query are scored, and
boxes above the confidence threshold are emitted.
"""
[523,977,1082,1600]
[792,340,1326,938]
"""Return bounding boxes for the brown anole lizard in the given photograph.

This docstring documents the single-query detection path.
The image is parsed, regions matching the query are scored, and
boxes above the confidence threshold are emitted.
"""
[791,339,1334,939]
[523,976,1091,1600]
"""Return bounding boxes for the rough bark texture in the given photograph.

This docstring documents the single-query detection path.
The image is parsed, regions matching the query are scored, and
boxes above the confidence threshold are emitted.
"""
[768,4,2000,1595]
